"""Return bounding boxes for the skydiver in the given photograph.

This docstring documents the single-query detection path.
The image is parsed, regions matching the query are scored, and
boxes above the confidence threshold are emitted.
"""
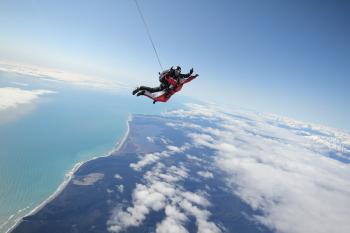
[132,66,195,97]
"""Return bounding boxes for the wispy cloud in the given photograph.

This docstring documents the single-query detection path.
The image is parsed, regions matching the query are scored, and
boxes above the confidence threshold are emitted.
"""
[116,185,124,193]
[0,60,126,91]
[165,103,350,233]
[0,87,55,111]
[114,174,123,180]
[130,144,190,171]
[11,82,28,87]
[197,171,214,179]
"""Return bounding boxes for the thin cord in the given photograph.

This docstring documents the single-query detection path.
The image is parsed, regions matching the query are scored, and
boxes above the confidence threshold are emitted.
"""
[134,0,164,70]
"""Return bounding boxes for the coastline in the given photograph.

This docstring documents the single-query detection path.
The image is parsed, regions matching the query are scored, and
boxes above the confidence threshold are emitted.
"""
[5,114,133,233]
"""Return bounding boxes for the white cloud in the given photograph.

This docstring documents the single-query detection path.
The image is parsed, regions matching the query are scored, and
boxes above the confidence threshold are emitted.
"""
[0,60,125,91]
[181,192,210,207]
[156,205,188,233]
[130,153,161,171]
[130,144,190,171]
[0,87,55,111]
[146,136,154,143]
[107,162,220,233]
[108,184,165,231]
[167,145,182,152]
[116,185,124,193]
[197,171,214,179]
[165,122,203,131]
[179,199,221,233]
[166,145,189,153]
[114,174,123,180]
[160,138,169,145]
[186,154,203,162]
[165,103,350,233]
[162,103,217,120]
[107,188,114,194]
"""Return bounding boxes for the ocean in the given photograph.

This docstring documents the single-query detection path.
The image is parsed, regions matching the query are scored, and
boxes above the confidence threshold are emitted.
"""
[0,71,185,232]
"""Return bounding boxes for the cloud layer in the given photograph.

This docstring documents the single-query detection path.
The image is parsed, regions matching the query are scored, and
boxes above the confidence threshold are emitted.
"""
[107,103,350,233]
[107,162,221,233]
[163,103,350,233]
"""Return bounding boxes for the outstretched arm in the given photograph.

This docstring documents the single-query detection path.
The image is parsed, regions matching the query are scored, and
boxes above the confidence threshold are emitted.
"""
[181,74,199,84]
[180,68,194,79]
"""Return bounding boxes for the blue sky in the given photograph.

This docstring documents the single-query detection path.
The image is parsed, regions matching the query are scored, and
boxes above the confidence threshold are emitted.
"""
[0,0,349,130]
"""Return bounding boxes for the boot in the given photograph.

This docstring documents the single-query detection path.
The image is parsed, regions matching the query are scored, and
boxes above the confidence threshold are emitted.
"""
[137,90,145,96]
[132,87,140,95]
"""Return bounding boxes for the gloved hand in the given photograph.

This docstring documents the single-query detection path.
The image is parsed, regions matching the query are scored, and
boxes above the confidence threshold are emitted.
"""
[189,68,193,74]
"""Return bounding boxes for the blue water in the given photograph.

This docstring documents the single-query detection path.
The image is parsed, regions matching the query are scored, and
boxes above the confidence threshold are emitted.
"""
[0,71,187,232]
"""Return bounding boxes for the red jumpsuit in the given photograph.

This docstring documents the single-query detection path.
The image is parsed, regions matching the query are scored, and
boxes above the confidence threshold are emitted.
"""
[143,74,198,103]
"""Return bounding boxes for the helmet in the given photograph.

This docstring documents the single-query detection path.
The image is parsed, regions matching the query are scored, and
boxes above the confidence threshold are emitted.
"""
[173,66,181,77]
[173,66,181,72]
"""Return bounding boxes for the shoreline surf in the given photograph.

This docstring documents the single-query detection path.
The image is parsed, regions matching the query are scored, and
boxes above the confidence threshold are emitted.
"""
[5,114,133,233]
